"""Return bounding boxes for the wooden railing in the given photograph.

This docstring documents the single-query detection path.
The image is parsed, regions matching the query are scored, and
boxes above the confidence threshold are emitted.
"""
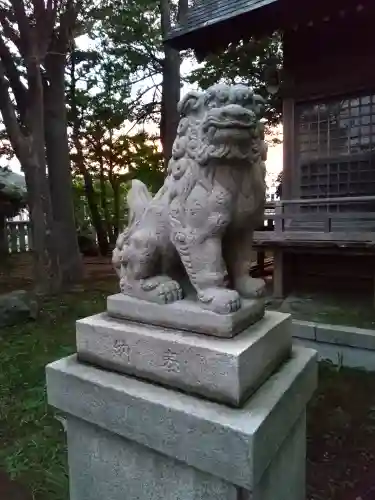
[255,196,375,245]
[5,197,375,253]
[259,201,276,231]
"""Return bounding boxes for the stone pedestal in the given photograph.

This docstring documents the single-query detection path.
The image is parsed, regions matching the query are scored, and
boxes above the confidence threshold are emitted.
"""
[46,298,317,500]
[76,308,290,406]
[107,293,265,338]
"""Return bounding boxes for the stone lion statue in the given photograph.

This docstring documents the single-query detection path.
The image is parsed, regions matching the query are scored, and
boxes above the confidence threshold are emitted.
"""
[113,84,267,314]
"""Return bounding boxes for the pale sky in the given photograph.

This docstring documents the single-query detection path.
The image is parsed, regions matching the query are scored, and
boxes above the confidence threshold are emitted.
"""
[7,129,283,182]
[266,140,283,189]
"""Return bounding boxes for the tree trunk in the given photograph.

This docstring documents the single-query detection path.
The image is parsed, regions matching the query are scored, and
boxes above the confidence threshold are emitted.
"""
[160,46,180,166]
[44,53,83,284]
[0,59,60,294]
[110,176,120,239]
[75,155,109,256]
[159,0,188,166]
[25,60,61,294]
[0,214,7,255]
[69,51,109,256]
[85,178,109,255]
[99,149,114,245]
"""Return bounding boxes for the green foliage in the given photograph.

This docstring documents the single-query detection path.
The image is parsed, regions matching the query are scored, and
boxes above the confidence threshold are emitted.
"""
[68,18,166,247]
[188,34,283,129]
[71,130,164,235]
[72,178,127,231]
[79,0,165,127]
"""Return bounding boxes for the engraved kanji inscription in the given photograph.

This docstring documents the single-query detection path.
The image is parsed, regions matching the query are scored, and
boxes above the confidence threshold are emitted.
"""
[162,349,180,373]
[113,339,131,362]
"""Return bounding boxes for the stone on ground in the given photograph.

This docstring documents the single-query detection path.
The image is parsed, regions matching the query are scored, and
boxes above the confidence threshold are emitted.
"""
[0,290,38,328]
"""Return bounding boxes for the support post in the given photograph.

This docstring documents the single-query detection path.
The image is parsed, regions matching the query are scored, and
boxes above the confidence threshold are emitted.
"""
[257,250,265,275]
[273,248,284,298]
[0,214,7,255]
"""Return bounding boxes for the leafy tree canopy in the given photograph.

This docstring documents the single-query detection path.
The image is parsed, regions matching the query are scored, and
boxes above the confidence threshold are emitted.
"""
[0,167,26,217]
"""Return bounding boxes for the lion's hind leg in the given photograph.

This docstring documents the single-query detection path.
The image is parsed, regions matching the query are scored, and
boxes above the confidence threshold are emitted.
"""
[120,229,183,305]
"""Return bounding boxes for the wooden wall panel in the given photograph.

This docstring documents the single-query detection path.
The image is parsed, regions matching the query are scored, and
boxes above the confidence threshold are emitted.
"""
[283,6,375,102]
[281,4,375,199]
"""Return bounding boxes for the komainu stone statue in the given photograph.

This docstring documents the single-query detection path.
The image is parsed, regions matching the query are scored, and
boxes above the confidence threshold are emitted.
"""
[113,84,267,314]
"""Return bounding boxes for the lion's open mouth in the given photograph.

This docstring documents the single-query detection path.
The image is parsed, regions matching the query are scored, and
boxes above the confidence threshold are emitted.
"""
[206,119,252,130]
[203,118,254,143]
[202,105,256,136]
[203,113,255,130]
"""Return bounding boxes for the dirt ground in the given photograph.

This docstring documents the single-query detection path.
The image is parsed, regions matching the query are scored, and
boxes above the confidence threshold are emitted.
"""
[307,365,375,500]
[0,254,116,293]
[0,470,32,500]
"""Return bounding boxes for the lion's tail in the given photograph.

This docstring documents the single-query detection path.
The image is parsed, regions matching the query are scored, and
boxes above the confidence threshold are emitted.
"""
[112,180,152,275]
[127,179,152,227]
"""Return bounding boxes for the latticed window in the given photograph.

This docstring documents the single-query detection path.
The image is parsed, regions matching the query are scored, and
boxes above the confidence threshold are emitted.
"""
[296,94,375,212]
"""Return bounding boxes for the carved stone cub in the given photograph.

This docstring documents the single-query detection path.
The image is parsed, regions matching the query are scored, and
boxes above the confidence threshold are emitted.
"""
[113,84,267,314]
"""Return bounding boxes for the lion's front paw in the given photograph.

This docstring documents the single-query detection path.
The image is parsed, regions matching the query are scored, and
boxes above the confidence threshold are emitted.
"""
[120,275,184,304]
[140,275,172,291]
[155,279,184,304]
[235,276,265,299]
[197,287,241,314]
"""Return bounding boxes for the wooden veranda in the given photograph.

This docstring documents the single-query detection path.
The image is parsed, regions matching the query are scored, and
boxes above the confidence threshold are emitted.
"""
[254,195,375,301]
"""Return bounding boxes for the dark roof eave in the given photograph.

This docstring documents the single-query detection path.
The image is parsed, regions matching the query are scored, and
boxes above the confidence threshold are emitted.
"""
[164,1,280,53]
[164,24,227,53]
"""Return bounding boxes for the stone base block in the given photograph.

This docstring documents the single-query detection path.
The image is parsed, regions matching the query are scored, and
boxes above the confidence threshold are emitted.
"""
[76,310,291,406]
[46,347,317,500]
[107,293,265,338]
[66,411,306,500]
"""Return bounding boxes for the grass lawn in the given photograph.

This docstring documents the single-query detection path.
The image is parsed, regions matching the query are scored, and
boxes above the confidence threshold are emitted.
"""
[0,277,375,499]
[268,291,375,330]
[0,283,113,500]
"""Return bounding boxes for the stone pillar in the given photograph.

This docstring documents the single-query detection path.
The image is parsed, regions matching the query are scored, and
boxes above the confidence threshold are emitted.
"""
[46,294,317,500]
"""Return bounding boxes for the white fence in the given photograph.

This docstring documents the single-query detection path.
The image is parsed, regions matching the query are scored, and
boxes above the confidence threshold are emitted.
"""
[4,220,32,253]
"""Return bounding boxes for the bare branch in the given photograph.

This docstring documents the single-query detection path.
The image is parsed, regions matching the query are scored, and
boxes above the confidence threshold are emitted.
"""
[57,0,80,50]
[129,69,160,86]
[138,43,164,69]
[127,82,159,114]
[0,58,27,162]
[0,33,27,121]
[32,0,45,22]
[10,0,32,51]
[32,0,60,60]
[124,116,145,136]
[46,0,54,14]
[0,9,22,52]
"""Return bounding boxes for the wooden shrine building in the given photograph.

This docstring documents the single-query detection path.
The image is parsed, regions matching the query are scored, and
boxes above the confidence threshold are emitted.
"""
[166,0,375,300]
